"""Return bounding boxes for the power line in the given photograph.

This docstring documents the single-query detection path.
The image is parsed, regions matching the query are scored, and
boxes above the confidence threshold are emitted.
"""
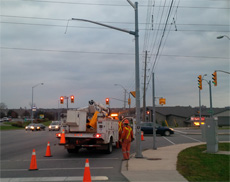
[1,46,228,60]
[1,15,228,27]
[20,0,229,9]
[1,21,228,32]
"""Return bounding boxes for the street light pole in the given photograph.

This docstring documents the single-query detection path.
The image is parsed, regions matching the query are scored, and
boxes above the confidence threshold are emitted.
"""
[71,1,142,158]
[31,83,44,123]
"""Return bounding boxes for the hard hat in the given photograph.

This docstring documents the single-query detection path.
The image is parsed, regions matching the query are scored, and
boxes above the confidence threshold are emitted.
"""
[124,119,129,124]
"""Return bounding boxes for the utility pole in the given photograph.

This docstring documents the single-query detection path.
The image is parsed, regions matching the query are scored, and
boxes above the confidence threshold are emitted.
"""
[142,51,147,123]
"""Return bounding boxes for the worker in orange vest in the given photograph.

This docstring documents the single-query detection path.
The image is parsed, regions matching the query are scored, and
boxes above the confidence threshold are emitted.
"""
[118,120,123,148]
[121,119,134,160]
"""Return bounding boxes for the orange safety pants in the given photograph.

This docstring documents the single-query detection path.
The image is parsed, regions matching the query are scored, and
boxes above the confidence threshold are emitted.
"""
[122,142,131,160]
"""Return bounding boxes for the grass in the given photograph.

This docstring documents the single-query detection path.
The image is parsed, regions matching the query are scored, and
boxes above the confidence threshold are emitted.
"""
[177,143,230,182]
[0,120,52,130]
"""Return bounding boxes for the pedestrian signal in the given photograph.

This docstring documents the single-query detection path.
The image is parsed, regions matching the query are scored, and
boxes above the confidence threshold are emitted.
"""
[159,98,166,105]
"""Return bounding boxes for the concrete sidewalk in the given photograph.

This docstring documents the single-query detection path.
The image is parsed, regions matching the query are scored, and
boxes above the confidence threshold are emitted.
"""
[121,143,204,182]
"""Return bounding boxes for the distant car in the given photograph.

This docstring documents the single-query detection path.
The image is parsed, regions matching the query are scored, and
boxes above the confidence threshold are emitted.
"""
[25,123,36,131]
[141,122,174,136]
[2,117,10,122]
[48,121,61,131]
[35,123,46,131]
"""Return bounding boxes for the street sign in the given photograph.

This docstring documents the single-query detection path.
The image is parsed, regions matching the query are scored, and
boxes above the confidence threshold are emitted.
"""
[191,117,205,121]
[130,91,136,98]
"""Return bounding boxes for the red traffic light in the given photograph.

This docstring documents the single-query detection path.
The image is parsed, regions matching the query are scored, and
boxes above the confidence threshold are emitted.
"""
[60,96,64,104]
[70,95,74,103]
[105,98,109,105]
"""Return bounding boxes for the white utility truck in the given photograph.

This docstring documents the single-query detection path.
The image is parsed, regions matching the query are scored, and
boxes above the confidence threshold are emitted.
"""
[58,100,119,153]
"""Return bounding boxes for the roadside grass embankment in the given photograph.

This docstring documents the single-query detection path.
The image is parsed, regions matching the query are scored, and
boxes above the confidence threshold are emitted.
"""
[0,120,52,130]
[177,143,230,182]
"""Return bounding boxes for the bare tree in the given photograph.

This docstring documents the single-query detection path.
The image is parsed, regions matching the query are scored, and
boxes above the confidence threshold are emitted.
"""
[0,102,7,109]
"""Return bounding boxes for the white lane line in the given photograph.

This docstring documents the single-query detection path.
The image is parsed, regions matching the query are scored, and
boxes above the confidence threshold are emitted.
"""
[173,129,187,134]
[1,176,108,182]
[1,167,113,172]
[1,158,119,162]
[180,134,202,142]
[163,137,176,145]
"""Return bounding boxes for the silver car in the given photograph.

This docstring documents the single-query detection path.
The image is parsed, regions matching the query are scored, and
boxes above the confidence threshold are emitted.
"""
[48,121,61,131]
[25,123,36,131]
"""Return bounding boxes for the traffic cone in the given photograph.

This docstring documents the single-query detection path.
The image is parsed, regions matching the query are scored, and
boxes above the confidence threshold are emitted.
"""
[44,141,52,157]
[59,129,66,145]
[83,159,91,182]
[141,131,144,141]
[29,149,38,171]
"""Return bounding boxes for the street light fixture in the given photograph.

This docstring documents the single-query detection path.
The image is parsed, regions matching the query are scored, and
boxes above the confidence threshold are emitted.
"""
[31,83,44,123]
[114,84,127,109]
[217,35,230,40]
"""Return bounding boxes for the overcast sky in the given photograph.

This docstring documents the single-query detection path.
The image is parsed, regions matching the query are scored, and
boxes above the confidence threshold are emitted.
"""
[1,0,229,110]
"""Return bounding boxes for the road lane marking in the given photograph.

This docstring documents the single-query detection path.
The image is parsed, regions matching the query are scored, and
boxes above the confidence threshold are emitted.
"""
[173,129,187,134]
[1,176,108,182]
[1,158,119,162]
[163,137,175,145]
[1,166,113,172]
[180,134,202,142]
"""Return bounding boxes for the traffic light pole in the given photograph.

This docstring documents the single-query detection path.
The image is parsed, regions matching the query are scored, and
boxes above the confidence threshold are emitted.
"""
[152,72,157,150]
[208,81,213,117]
[71,1,143,158]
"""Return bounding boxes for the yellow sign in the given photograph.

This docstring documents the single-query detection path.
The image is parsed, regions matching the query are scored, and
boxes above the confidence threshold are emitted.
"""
[130,91,136,98]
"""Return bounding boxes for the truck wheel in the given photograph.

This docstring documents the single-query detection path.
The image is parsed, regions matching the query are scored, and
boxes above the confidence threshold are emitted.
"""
[67,149,75,153]
[106,137,113,154]
[67,147,80,153]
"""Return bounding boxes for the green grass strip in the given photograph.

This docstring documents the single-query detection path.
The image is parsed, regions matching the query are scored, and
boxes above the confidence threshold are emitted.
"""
[177,143,230,182]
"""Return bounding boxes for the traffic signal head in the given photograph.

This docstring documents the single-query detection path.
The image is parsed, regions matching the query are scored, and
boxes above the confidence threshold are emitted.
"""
[128,98,131,105]
[105,98,109,105]
[60,96,64,104]
[70,95,74,103]
[198,75,202,90]
[212,71,217,86]
[159,98,166,105]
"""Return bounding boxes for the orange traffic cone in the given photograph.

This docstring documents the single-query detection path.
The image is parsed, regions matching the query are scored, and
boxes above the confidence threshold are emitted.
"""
[141,131,144,141]
[59,129,66,145]
[29,149,38,171]
[44,141,52,157]
[83,159,91,182]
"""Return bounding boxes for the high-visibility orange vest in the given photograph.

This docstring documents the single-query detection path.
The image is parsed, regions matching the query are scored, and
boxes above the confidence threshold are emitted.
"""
[122,126,133,142]
[118,122,123,132]
[125,127,132,139]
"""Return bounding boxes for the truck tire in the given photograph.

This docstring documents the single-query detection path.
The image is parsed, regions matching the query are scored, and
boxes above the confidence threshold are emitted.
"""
[106,137,113,154]
[67,147,80,153]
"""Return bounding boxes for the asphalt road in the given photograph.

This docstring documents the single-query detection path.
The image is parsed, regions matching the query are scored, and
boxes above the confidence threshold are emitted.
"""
[1,128,229,181]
